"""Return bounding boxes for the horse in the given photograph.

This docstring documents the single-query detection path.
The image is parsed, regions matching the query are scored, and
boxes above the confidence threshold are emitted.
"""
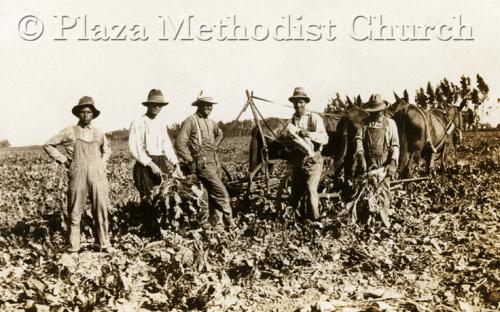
[248,101,368,183]
[386,92,465,178]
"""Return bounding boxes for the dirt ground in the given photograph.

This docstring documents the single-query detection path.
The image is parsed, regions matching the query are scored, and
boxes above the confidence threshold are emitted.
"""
[0,132,498,311]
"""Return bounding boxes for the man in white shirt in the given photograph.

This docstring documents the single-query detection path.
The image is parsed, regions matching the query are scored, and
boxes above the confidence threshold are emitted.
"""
[287,87,329,221]
[128,89,183,236]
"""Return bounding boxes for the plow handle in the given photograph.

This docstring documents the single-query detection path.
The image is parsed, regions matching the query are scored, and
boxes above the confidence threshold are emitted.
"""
[390,176,429,185]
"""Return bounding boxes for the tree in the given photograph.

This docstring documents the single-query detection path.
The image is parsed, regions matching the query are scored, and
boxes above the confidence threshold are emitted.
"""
[450,82,460,104]
[426,82,435,107]
[439,79,452,104]
[415,88,427,107]
[0,139,11,148]
[460,75,471,99]
[435,86,444,107]
[477,74,489,96]
[470,89,480,110]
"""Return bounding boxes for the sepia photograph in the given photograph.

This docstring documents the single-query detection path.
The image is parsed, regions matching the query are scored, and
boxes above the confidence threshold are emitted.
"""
[0,0,499,311]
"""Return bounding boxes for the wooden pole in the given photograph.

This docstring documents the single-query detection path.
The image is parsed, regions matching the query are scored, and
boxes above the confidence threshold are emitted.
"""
[247,90,271,194]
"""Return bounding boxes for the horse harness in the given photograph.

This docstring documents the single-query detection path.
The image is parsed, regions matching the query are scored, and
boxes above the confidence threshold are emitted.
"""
[410,106,457,154]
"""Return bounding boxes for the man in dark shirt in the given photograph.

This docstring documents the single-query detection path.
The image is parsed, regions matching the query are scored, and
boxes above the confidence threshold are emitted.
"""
[175,92,235,231]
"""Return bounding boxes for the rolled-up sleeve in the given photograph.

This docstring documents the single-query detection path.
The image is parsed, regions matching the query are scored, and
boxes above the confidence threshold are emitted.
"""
[43,128,71,164]
[128,119,152,166]
[388,119,400,164]
[310,114,329,145]
[174,117,194,163]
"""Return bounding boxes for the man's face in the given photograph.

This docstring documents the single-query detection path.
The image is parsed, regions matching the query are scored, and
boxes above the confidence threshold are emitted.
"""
[293,99,307,116]
[147,103,163,117]
[197,103,213,117]
[369,110,383,121]
[78,107,93,125]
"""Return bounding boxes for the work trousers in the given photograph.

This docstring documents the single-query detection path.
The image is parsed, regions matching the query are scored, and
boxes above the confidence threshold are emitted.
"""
[195,152,233,227]
[366,155,391,227]
[290,153,324,221]
[67,139,110,251]
[133,156,169,233]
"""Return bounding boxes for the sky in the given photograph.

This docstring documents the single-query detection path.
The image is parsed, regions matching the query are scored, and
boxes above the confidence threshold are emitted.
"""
[0,0,499,146]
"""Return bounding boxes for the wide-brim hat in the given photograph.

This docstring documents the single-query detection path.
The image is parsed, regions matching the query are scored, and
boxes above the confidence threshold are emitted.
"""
[142,89,168,106]
[288,87,310,103]
[72,96,100,118]
[362,94,388,112]
[192,91,218,106]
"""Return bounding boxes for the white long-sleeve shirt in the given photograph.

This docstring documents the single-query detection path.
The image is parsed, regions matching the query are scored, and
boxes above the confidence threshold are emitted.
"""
[290,110,329,145]
[128,114,179,166]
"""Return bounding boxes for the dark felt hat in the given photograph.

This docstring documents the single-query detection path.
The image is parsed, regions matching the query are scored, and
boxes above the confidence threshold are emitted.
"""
[288,87,310,103]
[142,89,168,106]
[72,96,100,118]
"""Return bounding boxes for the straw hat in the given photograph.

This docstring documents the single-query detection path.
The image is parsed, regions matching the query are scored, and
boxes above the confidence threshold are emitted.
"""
[192,90,218,106]
[362,94,388,112]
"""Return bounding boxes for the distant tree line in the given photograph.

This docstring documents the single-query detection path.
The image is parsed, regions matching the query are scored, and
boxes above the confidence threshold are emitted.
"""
[106,119,258,142]
[415,74,489,110]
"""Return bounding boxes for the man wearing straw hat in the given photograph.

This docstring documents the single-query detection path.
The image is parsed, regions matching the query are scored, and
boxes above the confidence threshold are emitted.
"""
[354,94,399,227]
[129,89,183,236]
[174,91,235,231]
[287,87,329,221]
[43,96,113,253]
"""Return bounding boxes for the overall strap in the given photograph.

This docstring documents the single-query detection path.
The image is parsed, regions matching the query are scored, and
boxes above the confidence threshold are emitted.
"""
[193,114,202,146]
[72,125,80,140]
[308,113,314,131]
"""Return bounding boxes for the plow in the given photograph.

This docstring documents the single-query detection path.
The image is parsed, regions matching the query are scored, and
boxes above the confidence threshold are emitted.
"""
[220,91,431,208]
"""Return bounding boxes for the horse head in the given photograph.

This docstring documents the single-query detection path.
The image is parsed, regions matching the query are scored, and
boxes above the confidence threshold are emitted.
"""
[386,91,410,118]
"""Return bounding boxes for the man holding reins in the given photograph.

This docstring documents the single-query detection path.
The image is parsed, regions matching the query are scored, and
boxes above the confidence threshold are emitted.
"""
[354,94,399,227]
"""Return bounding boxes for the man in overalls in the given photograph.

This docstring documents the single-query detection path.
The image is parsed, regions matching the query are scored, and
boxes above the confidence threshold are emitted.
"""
[175,92,235,231]
[43,96,112,253]
[288,87,329,221]
[354,94,399,227]
[129,89,183,236]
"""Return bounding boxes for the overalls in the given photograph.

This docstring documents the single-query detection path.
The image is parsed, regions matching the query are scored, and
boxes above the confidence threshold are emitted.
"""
[192,114,233,227]
[290,114,324,221]
[67,126,110,251]
[362,118,391,227]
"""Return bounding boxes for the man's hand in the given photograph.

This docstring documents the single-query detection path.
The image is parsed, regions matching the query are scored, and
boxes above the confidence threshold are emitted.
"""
[298,129,310,138]
[172,164,185,179]
[387,159,398,178]
[352,151,366,175]
[179,161,195,175]
[148,162,162,176]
